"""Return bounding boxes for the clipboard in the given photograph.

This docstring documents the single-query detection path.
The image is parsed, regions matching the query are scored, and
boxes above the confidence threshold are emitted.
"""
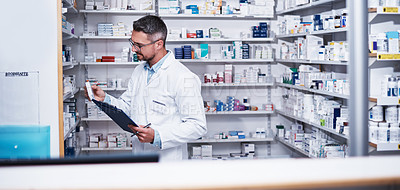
[92,99,137,133]
[86,82,137,133]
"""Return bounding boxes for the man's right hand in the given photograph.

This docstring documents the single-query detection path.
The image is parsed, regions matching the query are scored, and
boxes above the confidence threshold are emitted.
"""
[84,85,106,102]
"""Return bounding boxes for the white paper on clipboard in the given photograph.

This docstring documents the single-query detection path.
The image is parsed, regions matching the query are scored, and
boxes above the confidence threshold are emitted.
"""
[0,71,40,125]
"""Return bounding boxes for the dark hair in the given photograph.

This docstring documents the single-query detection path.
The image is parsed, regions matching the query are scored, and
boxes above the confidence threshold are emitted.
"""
[133,15,167,47]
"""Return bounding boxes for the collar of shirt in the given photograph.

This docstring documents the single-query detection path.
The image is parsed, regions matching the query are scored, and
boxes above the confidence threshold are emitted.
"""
[144,50,171,74]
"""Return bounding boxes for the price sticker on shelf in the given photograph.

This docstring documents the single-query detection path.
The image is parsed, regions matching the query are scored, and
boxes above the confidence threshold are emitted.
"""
[398,99,400,105]
[398,144,400,150]
[393,54,400,60]
[383,7,399,13]
[378,54,394,60]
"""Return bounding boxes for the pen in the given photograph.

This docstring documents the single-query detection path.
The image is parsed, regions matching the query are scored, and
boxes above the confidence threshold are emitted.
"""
[143,123,152,128]
[131,123,152,137]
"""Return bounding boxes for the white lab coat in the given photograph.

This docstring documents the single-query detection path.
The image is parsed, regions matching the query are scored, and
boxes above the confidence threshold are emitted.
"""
[108,52,207,161]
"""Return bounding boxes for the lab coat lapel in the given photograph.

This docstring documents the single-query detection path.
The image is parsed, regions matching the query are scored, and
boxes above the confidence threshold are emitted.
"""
[146,52,174,86]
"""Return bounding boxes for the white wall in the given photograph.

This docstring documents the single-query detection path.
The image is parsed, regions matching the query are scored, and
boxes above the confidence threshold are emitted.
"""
[0,0,60,157]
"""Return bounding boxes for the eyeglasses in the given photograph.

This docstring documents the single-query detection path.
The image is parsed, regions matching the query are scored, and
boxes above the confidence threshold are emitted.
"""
[128,38,159,52]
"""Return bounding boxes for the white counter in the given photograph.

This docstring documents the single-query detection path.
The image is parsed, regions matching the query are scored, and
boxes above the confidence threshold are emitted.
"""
[1,156,400,189]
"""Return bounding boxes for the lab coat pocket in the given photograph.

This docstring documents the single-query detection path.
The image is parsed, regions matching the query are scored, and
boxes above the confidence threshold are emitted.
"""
[150,99,168,115]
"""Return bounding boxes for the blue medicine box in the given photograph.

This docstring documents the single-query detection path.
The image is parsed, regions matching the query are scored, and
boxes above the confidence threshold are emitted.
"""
[186,5,197,9]
[0,125,50,159]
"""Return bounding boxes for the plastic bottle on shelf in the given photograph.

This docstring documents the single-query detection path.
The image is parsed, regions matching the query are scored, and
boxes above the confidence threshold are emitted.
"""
[389,123,400,143]
[341,10,347,28]
[334,13,341,29]
[377,33,388,53]
[387,77,398,97]
[378,122,390,143]
[369,121,379,143]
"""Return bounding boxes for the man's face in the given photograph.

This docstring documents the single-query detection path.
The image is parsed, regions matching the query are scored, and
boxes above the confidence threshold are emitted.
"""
[130,30,156,62]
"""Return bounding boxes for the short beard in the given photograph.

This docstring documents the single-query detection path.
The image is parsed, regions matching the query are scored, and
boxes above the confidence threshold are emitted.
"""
[138,52,156,63]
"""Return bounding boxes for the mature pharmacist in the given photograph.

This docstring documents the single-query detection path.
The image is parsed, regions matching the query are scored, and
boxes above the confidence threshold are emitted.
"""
[86,15,207,161]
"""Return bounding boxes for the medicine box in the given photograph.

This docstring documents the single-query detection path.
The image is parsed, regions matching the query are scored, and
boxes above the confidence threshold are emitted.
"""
[200,44,209,59]
[241,143,255,154]
[108,141,117,148]
[201,145,212,157]
[107,134,117,142]
[89,134,102,142]
[99,140,107,148]
[192,147,201,156]
[89,142,98,148]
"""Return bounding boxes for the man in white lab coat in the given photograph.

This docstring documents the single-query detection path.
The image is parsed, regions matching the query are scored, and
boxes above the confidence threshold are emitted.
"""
[86,15,207,161]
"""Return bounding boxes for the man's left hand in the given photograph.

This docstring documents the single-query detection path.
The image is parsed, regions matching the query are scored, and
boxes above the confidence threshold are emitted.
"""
[128,125,155,143]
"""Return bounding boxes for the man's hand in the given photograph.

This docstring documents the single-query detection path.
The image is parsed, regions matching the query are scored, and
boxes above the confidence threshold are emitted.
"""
[128,125,155,143]
[84,85,106,102]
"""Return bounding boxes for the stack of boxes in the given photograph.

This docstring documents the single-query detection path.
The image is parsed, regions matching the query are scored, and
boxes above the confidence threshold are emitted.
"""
[89,133,128,148]
[183,45,192,59]
[252,22,269,38]
[159,0,180,14]
[98,24,113,36]
[63,98,77,135]
[241,143,255,158]
[224,64,232,84]
[98,23,128,37]
[242,43,250,59]
[185,5,199,14]
[201,145,212,159]
[107,133,128,148]
[112,22,127,36]
[174,47,183,59]
[225,96,235,112]
[89,133,102,148]
[281,65,350,95]
[281,89,349,135]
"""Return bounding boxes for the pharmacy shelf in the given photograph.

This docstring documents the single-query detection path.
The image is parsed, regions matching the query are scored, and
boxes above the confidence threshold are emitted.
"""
[63,88,79,101]
[159,14,273,19]
[369,142,400,151]
[205,111,274,115]
[276,28,347,38]
[178,59,275,64]
[62,61,78,70]
[202,83,274,87]
[188,137,274,143]
[276,32,307,38]
[369,53,400,61]
[62,29,78,40]
[276,0,345,15]
[81,111,274,122]
[80,87,127,92]
[80,36,130,40]
[166,38,274,43]
[81,147,132,151]
[275,109,349,140]
[81,117,112,122]
[369,96,400,106]
[276,82,350,99]
[276,137,311,158]
[62,0,78,14]
[80,36,275,43]
[275,59,348,66]
[79,10,155,14]
[369,7,400,22]
[64,118,80,140]
[80,62,143,66]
